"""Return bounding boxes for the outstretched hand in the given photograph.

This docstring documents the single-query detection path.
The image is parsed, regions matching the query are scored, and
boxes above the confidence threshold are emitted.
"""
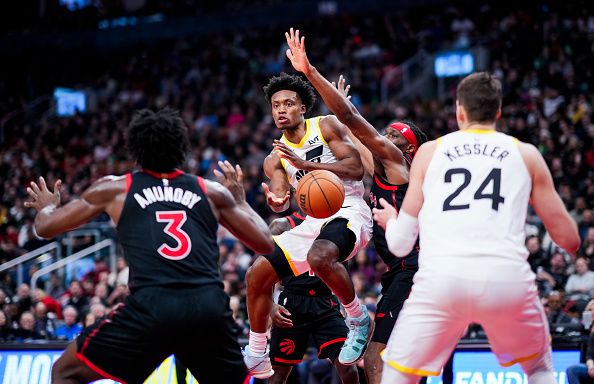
[372,198,398,230]
[214,160,246,203]
[24,177,62,212]
[285,27,311,74]
[332,74,351,100]
[261,182,290,210]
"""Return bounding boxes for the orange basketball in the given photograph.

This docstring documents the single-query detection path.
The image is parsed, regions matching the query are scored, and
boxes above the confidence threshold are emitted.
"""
[295,170,345,219]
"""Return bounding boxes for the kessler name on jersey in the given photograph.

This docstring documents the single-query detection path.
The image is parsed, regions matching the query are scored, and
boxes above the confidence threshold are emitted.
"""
[133,185,202,209]
[443,143,510,162]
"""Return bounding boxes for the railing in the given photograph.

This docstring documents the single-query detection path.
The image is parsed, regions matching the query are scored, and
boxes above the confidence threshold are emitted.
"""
[30,239,116,291]
[63,228,102,258]
[0,242,62,286]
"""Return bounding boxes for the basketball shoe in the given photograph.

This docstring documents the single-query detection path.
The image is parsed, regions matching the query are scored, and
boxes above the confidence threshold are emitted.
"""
[338,305,374,365]
[243,346,274,379]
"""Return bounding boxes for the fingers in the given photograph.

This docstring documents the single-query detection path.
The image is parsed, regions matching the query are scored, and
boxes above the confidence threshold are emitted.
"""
[30,181,41,194]
[235,165,243,184]
[217,160,238,181]
[54,180,62,193]
[38,176,48,192]
[279,306,291,316]
[26,186,38,199]
[261,182,271,196]
[379,198,391,208]
[280,190,291,203]
[213,169,224,183]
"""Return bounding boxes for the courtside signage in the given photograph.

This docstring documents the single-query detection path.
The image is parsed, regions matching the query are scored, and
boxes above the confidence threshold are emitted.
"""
[426,350,579,384]
[0,351,198,384]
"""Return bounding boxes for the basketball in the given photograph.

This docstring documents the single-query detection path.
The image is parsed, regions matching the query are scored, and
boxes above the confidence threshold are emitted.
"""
[296,170,345,219]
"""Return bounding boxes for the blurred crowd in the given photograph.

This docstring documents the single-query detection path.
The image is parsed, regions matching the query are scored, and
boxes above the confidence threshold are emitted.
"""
[0,1,593,346]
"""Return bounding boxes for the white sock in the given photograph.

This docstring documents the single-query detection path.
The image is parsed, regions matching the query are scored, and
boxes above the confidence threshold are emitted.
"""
[344,297,363,318]
[248,330,267,355]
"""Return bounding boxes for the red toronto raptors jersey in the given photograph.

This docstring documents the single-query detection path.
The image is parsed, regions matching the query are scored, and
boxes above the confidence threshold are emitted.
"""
[118,170,219,291]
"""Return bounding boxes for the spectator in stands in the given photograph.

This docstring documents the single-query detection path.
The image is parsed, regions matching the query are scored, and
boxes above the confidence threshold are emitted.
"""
[81,277,95,297]
[83,258,110,284]
[55,306,82,341]
[12,311,43,340]
[539,251,569,292]
[90,302,107,318]
[566,257,594,307]
[33,301,56,340]
[12,283,32,317]
[106,284,129,306]
[527,235,548,273]
[46,273,65,299]
[0,309,13,341]
[546,291,580,327]
[584,228,594,261]
[63,280,89,320]
[566,300,594,383]
[83,312,96,328]
[33,288,62,319]
[108,256,129,287]
[92,282,109,307]
[582,210,594,241]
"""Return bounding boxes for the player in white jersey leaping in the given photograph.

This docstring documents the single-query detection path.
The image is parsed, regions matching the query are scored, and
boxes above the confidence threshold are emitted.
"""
[373,72,581,384]
[243,72,373,379]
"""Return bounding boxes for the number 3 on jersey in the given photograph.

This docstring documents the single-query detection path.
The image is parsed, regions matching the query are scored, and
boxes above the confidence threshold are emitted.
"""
[156,211,192,260]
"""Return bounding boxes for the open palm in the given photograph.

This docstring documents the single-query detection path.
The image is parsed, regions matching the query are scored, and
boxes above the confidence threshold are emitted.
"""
[285,28,310,73]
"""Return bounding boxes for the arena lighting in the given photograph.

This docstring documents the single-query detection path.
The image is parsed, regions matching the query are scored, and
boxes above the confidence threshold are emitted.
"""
[434,50,475,78]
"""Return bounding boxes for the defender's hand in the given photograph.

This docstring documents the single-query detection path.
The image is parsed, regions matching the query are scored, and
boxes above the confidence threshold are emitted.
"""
[285,28,311,74]
[25,177,62,212]
[332,74,352,100]
[262,183,290,209]
[271,304,293,328]
[214,160,246,203]
[372,198,398,230]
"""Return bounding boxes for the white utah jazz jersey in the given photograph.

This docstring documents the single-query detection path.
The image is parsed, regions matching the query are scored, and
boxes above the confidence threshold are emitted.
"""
[279,116,365,202]
[419,129,533,280]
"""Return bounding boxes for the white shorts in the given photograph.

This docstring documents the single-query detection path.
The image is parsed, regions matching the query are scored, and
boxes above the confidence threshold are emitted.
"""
[273,198,372,275]
[382,269,551,376]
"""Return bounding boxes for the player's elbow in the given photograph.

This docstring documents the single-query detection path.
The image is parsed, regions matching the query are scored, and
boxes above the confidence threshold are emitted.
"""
[34,222,54,240]
[254,237,275,255]
[559,233,581,254]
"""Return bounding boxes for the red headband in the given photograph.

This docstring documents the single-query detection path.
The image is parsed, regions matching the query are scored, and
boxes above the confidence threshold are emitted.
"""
[390,122,418,152]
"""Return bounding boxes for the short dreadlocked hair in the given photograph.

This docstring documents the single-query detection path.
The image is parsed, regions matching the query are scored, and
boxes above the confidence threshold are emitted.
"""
[263,72,317,112]
[127,107,189,172]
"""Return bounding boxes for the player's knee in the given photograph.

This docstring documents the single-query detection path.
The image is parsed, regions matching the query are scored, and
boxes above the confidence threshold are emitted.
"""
[246,257,277,291]
[307,241,338,273]
[51,358,75,382]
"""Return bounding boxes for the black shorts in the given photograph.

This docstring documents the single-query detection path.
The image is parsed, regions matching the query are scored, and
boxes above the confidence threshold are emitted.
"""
[76,285,246,384]
[372,266,417,344]
[270,291,348,365]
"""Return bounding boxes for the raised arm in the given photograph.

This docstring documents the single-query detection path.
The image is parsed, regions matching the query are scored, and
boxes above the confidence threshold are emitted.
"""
[25,176,126,239]
[519,143,581,253]
[285,28,405,168]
